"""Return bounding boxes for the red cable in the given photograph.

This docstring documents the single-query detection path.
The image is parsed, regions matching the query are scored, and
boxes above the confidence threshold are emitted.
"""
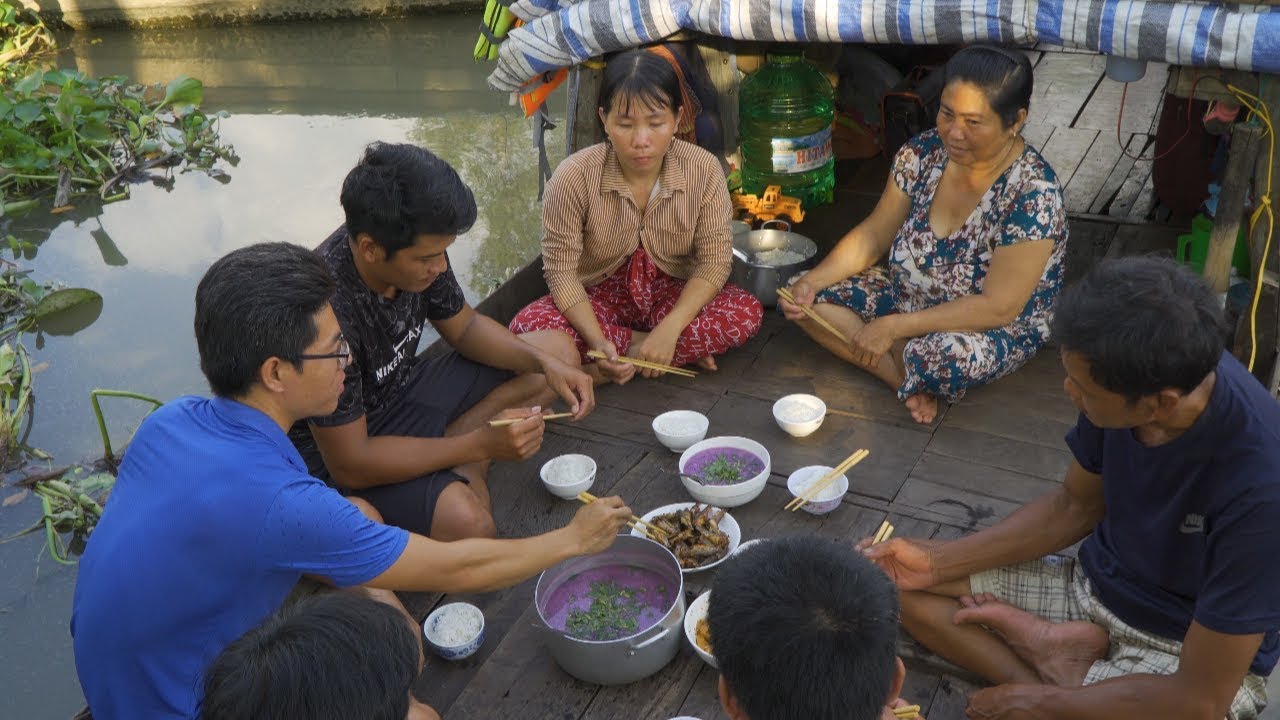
[1116,68,1206,162]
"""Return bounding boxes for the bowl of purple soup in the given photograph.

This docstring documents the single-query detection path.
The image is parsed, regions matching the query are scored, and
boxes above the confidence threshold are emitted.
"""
[677,436,771,507]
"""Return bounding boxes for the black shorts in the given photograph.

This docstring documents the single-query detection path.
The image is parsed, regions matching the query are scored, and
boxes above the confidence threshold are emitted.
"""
[337,352,513,536]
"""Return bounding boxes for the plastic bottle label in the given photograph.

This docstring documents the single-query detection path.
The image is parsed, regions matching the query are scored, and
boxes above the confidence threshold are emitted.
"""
[770,127,833,174]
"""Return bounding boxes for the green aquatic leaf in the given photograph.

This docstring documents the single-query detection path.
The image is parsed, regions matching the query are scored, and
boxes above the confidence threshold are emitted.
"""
[78,116,112,143]
[11,99,42,127]
[33,287,100,320]
[34,288,103,336]
[42,69,67,87]
[13,70,42,95]
[160,75,203,112]
[52,80,76,128]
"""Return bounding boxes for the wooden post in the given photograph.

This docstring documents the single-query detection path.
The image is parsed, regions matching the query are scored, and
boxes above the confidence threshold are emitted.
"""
[565,65,603,156]
[697,42,739,161]
[1205,125,1262,293]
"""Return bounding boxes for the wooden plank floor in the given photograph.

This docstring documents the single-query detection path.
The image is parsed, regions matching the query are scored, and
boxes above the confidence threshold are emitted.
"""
[396,46,1183,720]
[402,314,1077,720]
[1020,48,1168,221]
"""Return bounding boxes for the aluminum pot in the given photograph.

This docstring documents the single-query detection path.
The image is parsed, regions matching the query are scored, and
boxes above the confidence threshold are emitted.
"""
[534,535,685,685]
[729,221,818,308]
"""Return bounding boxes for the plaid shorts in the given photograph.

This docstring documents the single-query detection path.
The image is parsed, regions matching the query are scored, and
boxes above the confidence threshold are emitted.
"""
[971,556,1269,720]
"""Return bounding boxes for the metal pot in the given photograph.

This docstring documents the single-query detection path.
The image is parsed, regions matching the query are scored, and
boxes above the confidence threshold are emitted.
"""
[729,221,819,308]
[534,535,685,685]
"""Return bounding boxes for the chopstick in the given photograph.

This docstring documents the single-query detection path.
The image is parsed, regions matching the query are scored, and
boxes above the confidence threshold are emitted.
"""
[786,448,870,511]
[585,350,698,378]
[872,519,895,545]
[776,287,850,344]
[576,491,667,541]
[891,704,920,718]
[488,412,575,428]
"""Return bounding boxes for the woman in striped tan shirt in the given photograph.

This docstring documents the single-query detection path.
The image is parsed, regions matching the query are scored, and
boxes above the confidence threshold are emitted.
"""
[509,50,763,384]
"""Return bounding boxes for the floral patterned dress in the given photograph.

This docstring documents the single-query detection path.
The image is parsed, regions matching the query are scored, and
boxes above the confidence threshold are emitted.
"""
[814,129,1067,402]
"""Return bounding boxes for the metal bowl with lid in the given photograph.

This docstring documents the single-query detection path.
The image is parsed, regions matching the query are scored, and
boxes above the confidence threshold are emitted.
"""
[729,220,818,307]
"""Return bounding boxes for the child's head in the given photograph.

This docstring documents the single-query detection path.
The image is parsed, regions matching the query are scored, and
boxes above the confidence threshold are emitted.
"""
[202,591,421,720]
[709,535,903,720]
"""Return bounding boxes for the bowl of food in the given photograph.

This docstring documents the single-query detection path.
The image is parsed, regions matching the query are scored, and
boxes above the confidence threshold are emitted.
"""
[729,227,819,308]
[785,465,850,515]
[772,394,827,438]
[534,534,686,685]
[652,410,710,452]
[540,454,597,499]
[678,436,771,507]
[423,602,485,660]
[630,502,741,573]
[683,590,716,668]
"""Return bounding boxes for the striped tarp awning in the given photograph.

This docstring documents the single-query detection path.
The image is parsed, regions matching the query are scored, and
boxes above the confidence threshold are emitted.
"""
[488,0,1280,91]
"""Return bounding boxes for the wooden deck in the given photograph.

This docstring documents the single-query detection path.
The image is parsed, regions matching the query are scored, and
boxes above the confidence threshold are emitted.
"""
[400,313,1076,720]
[389,48,1244,720]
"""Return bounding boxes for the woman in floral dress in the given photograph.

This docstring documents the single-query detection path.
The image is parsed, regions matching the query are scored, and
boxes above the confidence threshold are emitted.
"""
[781,45,1067,424]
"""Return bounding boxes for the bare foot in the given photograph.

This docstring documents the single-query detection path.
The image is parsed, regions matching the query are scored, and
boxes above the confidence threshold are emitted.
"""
[408,698,441,720]
[904,393,939,424]
[954,593,1109,687]
[695,355,718,371]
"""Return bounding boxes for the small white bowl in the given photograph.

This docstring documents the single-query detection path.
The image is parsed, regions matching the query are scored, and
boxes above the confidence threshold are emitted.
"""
[423,602,485,660]
[629,502,742,574]
[683,590,717,668]
[652,410,710,452]
[539,454,596,499]
[785,465,850,515]
[772,394,827,437]
[678,436,771,507]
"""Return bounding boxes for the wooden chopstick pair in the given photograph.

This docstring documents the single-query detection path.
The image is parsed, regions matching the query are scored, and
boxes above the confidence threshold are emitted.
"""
[585,349,698,378]
[487,411,575,428]
[776,287,850,344]
[891,704,921,718]
[872,519,895,545]
[786,448,870,511]
[576,491,667,541]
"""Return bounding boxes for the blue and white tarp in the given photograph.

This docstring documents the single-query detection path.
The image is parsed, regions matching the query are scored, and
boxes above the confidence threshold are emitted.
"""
[488,0,1280,91]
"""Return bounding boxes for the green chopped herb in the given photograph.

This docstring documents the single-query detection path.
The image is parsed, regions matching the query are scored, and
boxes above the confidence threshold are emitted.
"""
[564,580,647,641]
[702,455,751,484]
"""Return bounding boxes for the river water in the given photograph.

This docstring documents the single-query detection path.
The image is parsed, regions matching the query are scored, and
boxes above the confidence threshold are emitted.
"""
[0,14,560,717]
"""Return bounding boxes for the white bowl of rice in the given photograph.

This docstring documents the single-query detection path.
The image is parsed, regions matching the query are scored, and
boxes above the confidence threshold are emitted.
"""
[652,410,709,452]
[772,394,826,437]
[539,454,597,499]
[423,602,485,660]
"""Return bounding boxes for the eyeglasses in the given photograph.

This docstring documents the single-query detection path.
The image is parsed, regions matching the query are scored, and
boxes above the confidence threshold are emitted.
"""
[299,338,352,369]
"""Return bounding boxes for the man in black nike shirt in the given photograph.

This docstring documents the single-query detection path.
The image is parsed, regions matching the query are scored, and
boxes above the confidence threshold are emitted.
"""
[290,143,595,539]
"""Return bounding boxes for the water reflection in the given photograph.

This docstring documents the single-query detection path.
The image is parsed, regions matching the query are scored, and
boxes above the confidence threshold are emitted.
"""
[1,14,561,719]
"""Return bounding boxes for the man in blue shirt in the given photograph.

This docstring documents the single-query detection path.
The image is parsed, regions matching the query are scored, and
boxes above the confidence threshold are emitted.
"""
[70,242,631,720]
[864,257,1280,719]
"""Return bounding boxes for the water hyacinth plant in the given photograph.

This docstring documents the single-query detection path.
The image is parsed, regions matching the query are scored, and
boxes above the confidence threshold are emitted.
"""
[1,70,239,211]
[0,1,237,213]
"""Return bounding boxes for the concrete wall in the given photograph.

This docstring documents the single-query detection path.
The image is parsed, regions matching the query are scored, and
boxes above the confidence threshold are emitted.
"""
[19,0,482,28]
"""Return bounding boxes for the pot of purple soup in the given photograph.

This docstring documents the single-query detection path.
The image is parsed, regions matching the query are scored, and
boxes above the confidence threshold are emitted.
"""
[534,535,686,685]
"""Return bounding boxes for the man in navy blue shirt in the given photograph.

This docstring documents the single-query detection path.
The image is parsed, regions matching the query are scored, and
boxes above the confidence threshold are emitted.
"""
[70,243,632,720]
[865,257,1280,719]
